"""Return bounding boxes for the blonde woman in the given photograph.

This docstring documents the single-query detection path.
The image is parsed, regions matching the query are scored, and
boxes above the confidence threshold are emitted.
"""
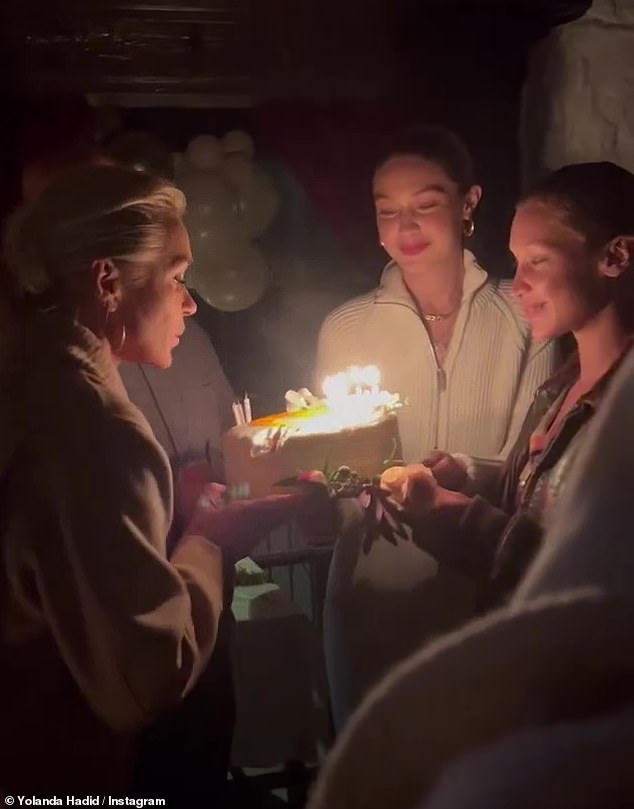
[0,165,306,794]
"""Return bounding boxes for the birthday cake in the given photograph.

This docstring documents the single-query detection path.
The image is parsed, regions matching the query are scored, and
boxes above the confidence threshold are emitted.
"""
[223,366,403,498]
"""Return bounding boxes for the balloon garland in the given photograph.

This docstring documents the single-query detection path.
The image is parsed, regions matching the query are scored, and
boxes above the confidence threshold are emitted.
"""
[177,130,279,311]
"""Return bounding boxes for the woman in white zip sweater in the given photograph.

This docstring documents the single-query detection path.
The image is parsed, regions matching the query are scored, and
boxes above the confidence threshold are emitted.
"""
[318,126,558,730]
[316,126,557,489]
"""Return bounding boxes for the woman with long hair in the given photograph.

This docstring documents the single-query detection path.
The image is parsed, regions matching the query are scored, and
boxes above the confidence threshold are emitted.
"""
[319,127,558,728]
[316,125,557,478]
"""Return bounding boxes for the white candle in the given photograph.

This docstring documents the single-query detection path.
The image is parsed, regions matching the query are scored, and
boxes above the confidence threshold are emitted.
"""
[232,402,245,426]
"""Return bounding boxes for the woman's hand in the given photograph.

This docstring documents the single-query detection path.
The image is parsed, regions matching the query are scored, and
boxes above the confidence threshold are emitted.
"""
[422,451,469,492]
[185,486,305,561]
[377,465,474,567]
[380,464,471,519]
[185,482,338,560]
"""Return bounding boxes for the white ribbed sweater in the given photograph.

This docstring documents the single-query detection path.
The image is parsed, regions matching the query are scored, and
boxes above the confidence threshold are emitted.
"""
[315,251,557,464]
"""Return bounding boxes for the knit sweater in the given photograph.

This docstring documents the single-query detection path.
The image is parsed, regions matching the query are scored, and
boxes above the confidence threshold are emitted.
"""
[315,251,557,466]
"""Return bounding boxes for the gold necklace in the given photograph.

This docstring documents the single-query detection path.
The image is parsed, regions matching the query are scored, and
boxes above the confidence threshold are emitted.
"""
[421,308,458,322]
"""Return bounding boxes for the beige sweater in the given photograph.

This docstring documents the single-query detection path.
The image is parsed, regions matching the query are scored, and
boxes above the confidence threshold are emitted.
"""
[0,317,224,791]
[315,251,557,466]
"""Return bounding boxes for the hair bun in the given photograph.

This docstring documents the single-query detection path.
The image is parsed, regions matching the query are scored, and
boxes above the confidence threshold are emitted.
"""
[2,164,185,310]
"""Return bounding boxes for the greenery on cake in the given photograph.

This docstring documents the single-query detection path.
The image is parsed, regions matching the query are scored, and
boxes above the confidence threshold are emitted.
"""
[297,465,368,496]
[277,456,416,551]
[275,437,404,496]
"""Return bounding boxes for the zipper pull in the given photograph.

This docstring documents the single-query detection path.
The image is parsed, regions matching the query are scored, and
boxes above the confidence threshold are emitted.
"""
[437,367,446,392]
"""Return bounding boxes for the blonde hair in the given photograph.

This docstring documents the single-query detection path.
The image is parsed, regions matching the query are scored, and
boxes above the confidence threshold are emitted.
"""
[3,164,186,301]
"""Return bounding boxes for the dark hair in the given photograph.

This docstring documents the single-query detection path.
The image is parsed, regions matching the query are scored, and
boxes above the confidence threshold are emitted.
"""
[520,162,634,249]
[374,125,476,193]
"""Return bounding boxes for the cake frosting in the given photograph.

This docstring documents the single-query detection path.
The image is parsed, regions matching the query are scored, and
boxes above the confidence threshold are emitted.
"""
[223,367,403,498]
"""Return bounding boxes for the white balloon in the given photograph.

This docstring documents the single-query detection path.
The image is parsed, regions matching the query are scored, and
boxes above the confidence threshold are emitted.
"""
[186,215,242,292]
[186,135,223,170]
[235,166,280,238]
[179,170,239,226]
[193,241,269,312]
[222,130,255,160]
[222,154,254,191]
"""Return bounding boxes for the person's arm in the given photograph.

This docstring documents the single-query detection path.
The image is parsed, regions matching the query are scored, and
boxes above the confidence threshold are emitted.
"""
[402,473,538,588]
[515,348,634,604]
[34,410,224,735]
[408,494,509,582]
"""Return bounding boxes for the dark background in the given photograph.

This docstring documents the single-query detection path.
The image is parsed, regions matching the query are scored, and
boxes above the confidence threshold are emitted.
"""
[0,0,590,409]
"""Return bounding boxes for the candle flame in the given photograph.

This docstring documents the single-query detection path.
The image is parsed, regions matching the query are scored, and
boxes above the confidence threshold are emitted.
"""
[249,365,401,454]
[320,365,397,428]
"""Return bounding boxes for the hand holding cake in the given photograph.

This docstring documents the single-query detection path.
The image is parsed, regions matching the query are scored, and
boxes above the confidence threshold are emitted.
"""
[380,463,470,518]
[421,451,470,492]
[184,485,303,561]
[185,480,338,560]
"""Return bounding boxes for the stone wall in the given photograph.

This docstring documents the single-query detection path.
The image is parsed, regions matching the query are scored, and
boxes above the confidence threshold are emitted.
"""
[521,0,634,185]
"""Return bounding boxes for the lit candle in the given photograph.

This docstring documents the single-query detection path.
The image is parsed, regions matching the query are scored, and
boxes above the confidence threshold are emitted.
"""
[243,394,252,423]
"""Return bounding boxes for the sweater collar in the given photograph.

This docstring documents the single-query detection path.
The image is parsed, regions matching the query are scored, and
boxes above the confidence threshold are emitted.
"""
[375,249,489,309]
[26,313,128,399]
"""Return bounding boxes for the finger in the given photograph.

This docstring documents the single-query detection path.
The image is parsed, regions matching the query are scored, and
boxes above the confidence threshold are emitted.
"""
[422,451,446,468]
[208,482,227,500]
[231,494,306,534]
[178,460,211,487]
[405,474,436,515]
[197,482,229,510]
[192,494,303,556]
[432,457,454,475]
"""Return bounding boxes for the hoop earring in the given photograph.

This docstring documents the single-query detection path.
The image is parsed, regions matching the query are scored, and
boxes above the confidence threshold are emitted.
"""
[463,219,475,238]
[105,308,127,353]
[113,323,127,353]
